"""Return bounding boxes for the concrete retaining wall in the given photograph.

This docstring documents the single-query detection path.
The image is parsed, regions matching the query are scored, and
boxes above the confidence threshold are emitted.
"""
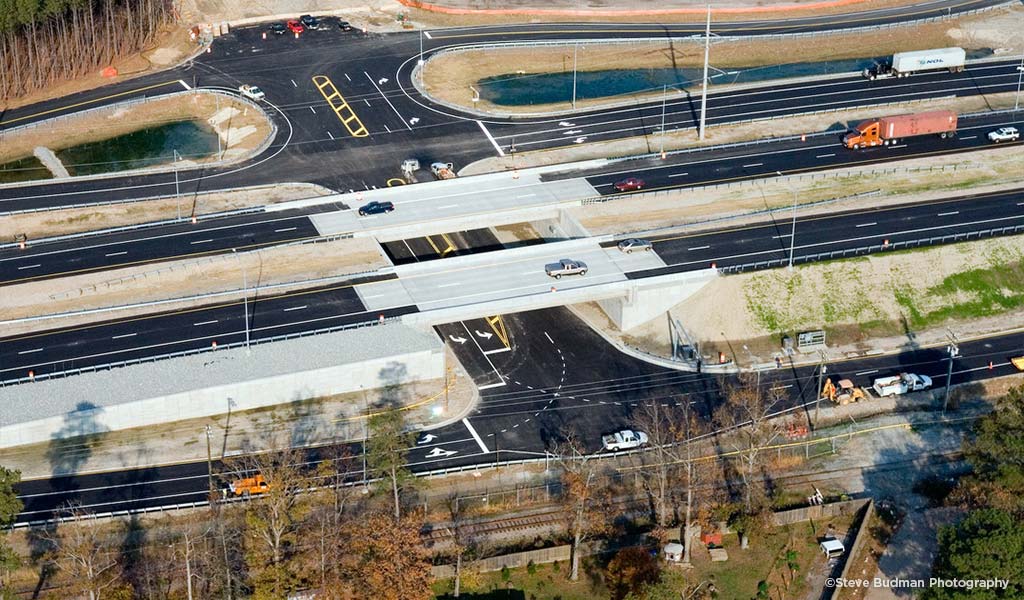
[0,324,444,449]
[599,269,718,331]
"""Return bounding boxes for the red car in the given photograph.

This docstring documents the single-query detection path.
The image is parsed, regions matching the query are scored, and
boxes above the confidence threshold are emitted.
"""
[613,177,645,192]
[286,20,304,33]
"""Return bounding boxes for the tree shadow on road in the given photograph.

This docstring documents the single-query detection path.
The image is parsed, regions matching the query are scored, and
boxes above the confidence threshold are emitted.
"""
[44,402,109,482]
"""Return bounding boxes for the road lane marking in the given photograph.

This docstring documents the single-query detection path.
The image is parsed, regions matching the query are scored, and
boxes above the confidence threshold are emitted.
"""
[437,282,461,288]
[193,320,218,326]
[436,204,457,209]
[311,75,368,137]
[668,172,689,178]
[688,245,710,250]
[816,153,836,158]
[364,71,412,130]
[105,251,128,257]
[937,211,959,217]
[309,106,316,114]
[960,135,977,140]
[856,369,879,376]
[190,239,213,244]
[889,144,907,148]
[423,31,432,39]
[477,120,505,157]
[274,227,297,232]
[855,222,877,228]
[0,80,178,127]
[478,382,506,390]
[544,332,554,344]
[283,305,307,312]
[483,347,512,355]
[17,264,40,270]
[17,348,43,355]
[772,234,793,239]
[179,79,191,90]
[462,418,490,453]
[327,130,335,140]
[383,123,392,133]
[112,333,137,339]
[291,79,297,87]
[343,73,351,81]
[742,162,763,167]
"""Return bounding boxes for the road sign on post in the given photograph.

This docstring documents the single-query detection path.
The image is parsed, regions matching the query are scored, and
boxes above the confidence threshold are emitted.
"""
[797,330,826,352]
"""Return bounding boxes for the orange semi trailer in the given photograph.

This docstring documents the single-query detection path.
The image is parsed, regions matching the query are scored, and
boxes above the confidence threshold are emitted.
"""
[843,110,957,149]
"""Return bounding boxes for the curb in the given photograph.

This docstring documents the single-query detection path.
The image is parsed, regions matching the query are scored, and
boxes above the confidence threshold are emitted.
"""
[398,0,881,17]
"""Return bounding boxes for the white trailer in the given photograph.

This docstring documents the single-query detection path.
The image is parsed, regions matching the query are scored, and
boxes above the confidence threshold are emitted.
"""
[864,47,966,80]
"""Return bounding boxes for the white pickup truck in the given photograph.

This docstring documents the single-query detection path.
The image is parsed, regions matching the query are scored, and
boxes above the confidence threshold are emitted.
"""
[872,373,932,397]
[602,430,648,451]
[545,259,587,279]
[238,84,266,101]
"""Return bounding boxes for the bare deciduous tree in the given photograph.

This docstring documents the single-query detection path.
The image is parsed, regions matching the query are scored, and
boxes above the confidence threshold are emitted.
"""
[555,433,611,582]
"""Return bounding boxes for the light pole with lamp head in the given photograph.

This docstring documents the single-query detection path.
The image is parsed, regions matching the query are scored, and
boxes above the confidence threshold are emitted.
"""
[1015,57,1024,111]
[777,171,798,271]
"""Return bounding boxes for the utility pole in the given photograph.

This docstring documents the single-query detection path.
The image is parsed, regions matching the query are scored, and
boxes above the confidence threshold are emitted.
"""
[815,350,827,427]
[205,425,214,497]
[572,43,578,110]
[698,4,711,140]
[418,29,424,65]
[943,330,960,413]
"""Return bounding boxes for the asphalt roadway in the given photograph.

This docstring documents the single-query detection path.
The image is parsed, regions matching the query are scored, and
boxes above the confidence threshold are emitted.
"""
[1,0,1019,213]
[3,189,1024,382]
[15,304,1024,524]
[3,111,1020,285]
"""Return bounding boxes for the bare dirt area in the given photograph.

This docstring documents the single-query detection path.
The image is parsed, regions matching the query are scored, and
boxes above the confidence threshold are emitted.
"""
[421,5,1024,116]
[0,24,198,112]
[0,183,332,242]
[574,143,1024,236]
[608,235,1024,367]
[0,347,476,480]
[1,92,272,174]
[464,91,1022,176]
[0,237,389,335]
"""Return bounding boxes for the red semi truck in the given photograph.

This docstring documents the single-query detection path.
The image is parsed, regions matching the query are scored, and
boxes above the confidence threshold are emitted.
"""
[843,110,957,149]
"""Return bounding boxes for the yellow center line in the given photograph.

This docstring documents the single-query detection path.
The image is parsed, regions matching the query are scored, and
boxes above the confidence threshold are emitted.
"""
[0,80,181,127]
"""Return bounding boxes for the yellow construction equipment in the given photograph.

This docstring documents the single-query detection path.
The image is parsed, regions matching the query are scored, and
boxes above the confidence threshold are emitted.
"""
[1012,356,1024,371]
[821,378,867,405]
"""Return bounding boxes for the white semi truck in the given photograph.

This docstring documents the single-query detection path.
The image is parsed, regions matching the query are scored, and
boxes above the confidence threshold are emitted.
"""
[872,373,933,397]
[863,47,966,80]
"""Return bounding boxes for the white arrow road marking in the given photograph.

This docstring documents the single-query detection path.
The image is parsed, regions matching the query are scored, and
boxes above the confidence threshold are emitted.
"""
[574,137,588,144]
[558,121,575,127]
[418,433,438,445]
[449,335,468,344]
[425,447,457,458]
[475,330,493,339]
[562,129,582,135]
[409,117,420,125]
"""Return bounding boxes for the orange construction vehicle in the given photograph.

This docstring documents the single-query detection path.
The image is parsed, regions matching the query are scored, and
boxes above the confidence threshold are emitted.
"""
[821,378,867,405]
[843,110,957,149]
[228,474,269,496]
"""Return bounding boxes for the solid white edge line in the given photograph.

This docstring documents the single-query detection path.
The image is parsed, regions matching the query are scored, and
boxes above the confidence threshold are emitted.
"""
[482,347,512,355]
[478,381,506,390]
[462,418,490,453]
[476,120,506,157]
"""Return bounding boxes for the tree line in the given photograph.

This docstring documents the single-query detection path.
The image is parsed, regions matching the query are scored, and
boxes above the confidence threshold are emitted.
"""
[0,0,174,103]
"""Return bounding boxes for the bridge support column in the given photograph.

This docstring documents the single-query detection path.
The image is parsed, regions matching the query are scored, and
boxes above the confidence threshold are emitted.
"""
[597,269,718,331]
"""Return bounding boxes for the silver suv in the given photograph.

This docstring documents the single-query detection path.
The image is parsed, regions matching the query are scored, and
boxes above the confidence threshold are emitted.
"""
[988,127,1019,143]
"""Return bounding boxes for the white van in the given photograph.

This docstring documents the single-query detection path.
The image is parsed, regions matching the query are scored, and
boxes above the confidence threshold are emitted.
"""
[820,538,845,559]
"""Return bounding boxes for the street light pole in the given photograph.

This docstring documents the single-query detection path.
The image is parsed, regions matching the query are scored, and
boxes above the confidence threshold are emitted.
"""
[698,4,711,141]
[777,171,798,271]
[231,249,250,350]
[173,149,181,221]
[815,350,827,427]
[418,29,424,65]
[572,43,578,110]
[659,84,667,157]
[943,331,960,413]
[1015,57,1024,111]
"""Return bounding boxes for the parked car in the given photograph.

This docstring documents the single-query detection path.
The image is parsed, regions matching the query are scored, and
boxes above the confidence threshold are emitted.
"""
[544,259,587,279]
[238,85,265,101]
[358,201,395,216]
[988,126,1020,142]
[338,20,353,31]
[268,22,286,35]
[286,19,305,34]
[613,177,645,192]
[299,14,320,30]
[617,238,652,253]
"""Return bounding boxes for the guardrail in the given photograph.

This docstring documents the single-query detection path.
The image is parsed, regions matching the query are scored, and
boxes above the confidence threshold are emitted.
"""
[718,223,1024,275]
